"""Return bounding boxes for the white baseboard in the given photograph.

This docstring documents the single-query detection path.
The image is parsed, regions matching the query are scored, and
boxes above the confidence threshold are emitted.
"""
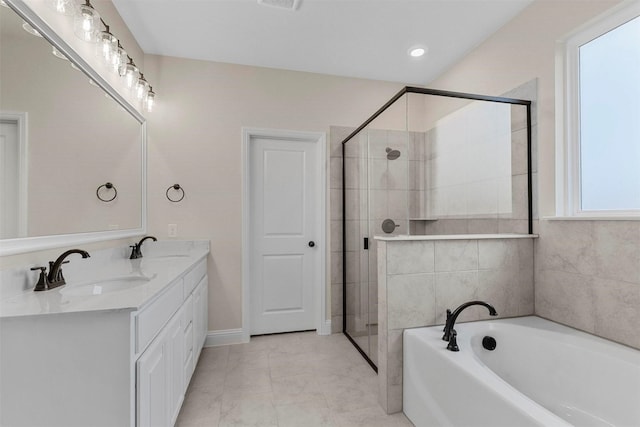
[318,319,332,336]
[204,328,245,347]
[208,321,332,347]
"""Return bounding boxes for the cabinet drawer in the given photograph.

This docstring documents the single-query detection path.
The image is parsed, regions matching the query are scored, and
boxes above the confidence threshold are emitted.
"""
[136,279,184,353]
[183,259,206,299]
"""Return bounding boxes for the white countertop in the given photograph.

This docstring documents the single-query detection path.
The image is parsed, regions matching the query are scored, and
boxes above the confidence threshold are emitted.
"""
[0,240,209,318]
[374,233,538,241]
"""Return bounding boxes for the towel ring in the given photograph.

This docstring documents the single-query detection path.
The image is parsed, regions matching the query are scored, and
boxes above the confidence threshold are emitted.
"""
[166,184,185,203]
[96,182,117,202]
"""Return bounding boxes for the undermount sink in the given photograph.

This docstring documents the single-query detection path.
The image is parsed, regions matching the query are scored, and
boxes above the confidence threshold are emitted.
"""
[61,276,151,297]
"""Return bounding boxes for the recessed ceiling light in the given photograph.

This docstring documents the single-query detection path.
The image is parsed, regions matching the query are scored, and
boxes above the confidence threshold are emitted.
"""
[408,47,427,58]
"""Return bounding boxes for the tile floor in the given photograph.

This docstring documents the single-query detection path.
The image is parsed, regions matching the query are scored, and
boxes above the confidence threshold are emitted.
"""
[177,331,413,426]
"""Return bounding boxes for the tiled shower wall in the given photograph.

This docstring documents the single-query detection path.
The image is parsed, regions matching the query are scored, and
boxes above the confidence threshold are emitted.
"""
[329,79,539,334]
[417,79,539,235]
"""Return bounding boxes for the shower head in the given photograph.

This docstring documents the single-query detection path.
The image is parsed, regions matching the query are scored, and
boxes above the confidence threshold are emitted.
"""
[386,147,401,160]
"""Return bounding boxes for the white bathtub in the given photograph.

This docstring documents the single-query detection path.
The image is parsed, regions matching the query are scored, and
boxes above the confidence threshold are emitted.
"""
[403,316,640,427]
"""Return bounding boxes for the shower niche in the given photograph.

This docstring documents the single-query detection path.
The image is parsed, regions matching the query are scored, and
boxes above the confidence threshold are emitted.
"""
[341,87,532,368]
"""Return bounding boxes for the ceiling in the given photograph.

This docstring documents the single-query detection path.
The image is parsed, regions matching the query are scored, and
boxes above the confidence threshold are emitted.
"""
[112,0,533,86]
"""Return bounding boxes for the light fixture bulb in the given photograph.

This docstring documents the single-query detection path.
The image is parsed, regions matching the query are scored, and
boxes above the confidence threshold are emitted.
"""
[47,0,75,16]
[111,46,127,74]
[135,74,149,100]
[121,62,139,88]
[97,29,117,64]
[74,2,100,42]
[144,88,155,112]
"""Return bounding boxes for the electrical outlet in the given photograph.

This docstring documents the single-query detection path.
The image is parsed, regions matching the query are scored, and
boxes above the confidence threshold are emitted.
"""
[168,224,177,237]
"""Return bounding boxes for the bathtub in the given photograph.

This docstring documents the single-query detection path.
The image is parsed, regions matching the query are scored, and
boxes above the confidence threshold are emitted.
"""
[403,316,640,427]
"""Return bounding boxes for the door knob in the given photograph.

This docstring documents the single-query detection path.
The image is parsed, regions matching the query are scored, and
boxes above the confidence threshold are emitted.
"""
[308,241,315,248]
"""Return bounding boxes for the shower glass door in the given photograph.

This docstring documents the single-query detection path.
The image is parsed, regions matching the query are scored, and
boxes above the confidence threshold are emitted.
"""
[343,95,409,368]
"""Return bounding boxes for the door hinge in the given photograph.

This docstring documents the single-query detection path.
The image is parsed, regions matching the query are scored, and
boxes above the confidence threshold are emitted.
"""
[364,237,369,250]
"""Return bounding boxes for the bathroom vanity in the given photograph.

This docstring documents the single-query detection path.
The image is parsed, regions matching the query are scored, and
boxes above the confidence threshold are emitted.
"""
[0,241,209,427]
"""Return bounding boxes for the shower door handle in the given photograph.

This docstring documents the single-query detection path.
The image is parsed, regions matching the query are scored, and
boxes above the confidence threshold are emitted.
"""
[308,241,315,248]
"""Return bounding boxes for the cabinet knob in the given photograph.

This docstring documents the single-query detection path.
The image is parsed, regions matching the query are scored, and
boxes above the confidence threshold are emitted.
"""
[308,241,315,248]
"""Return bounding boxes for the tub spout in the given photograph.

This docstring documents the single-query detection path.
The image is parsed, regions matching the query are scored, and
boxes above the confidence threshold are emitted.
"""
[442,300,498,351]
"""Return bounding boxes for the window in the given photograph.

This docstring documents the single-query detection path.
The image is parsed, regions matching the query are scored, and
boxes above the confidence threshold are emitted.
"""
[557,3,640,218]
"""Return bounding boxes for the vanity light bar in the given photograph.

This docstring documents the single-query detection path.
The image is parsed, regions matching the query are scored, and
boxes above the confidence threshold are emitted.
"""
[46,0,156,112]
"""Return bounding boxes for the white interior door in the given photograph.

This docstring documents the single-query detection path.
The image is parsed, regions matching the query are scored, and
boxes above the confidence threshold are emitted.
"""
[249,135,319,335]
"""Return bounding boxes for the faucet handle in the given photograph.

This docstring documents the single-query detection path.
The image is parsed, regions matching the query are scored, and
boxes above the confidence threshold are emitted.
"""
[446,330,459,352]
[31,266,50,292]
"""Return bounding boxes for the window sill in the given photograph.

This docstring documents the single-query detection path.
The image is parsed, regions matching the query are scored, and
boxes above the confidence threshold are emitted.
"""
[543,216,640,221]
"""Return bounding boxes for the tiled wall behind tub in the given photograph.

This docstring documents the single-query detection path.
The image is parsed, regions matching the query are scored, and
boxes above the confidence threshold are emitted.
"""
[535,220,640,349]
[377,236,536,414]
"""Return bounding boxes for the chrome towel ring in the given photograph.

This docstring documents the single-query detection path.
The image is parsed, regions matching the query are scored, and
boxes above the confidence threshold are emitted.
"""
[166,184,185,202]
[96,182,117,202]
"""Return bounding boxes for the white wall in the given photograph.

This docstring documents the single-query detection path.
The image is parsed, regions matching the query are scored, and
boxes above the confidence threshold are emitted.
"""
[142,54,403,331]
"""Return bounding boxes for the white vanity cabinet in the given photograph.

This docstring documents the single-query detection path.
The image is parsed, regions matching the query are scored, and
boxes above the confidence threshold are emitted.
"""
[136,261,208,427]
[0,254,209,427]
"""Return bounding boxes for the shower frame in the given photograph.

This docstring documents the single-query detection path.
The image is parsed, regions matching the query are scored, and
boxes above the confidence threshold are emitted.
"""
[341,86,533,371]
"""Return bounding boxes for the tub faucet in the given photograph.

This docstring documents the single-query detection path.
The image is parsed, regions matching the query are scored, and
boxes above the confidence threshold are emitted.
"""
[130,236,157,259]
[442,300,498,352]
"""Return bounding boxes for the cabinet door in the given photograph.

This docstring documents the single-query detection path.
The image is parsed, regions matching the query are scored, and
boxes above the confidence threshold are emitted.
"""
[193,276,208,362]
[167,310,184,426]
[137,334,168,427]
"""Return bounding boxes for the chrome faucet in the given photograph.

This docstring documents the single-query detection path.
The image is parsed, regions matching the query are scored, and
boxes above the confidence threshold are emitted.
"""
[442,300,498,351]
[32,249,90,291]
[129,236,157,259]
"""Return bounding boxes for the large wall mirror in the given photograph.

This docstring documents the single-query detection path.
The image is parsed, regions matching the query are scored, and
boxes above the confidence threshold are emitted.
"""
[0,1,146,255]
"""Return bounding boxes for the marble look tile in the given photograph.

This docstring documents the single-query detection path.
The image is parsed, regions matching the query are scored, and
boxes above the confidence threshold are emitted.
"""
[321,376,380,414]
[434,271,479,323]
[387,329,403,386]
[478,240,518,270]
[497,219,528,234]
[330,188,343,221]
[388,190,408,219]
[176,398,221,427]
[331,283,343,316]
[535,269,595,334]
[509,173,529,220]
[387,241,435,275]
[330,157,342,189]
[188,365,226,397]
[593,278,640,349]
[477,269,519,318]
[270,373,326,406]
[343,157,362,190]
[467,218,499,234]
[593,221,640,285]
[387,273,436,329]
[511,127,528,176]
[224,366,272,393]
[276,400,334,427]
[536,220,596,277]
[434,240,478,272]
[332,404,412,427]
[219,391,278,427]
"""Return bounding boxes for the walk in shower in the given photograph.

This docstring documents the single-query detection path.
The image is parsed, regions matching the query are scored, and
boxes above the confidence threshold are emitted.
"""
[341,87,532,369]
